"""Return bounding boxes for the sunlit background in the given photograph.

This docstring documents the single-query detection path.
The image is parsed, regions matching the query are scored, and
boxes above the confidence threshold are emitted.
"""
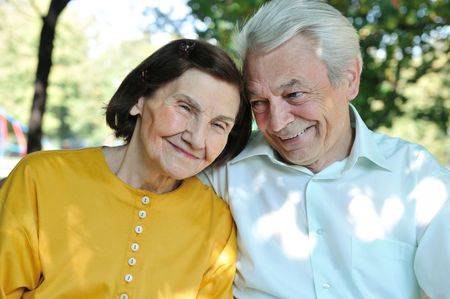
[0,0,449,177]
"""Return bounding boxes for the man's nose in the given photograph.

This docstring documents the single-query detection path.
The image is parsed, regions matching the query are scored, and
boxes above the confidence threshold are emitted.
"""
[269,99,294,132]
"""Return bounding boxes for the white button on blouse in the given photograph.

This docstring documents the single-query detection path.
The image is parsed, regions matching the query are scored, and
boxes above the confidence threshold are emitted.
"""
[141,196,150,205]
[138,210,147,219]
[131,243,140,252]
[135,226,143,234]
[124,274,133,283]
[128,257,137,266]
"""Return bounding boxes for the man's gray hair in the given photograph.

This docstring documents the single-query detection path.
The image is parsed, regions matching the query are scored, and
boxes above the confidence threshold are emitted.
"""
[235,0,363,86]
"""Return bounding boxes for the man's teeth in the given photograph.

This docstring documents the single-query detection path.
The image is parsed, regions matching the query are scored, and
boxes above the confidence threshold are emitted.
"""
[280,129,306,140]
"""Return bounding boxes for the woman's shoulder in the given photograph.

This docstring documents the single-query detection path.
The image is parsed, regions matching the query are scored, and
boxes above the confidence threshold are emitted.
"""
[186,176,228,202]
[184,176,233,220]
[11,147,103,176]
[23,147,100,162]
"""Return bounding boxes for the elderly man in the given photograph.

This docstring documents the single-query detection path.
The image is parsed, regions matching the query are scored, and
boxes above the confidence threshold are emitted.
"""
[200,0,450,298]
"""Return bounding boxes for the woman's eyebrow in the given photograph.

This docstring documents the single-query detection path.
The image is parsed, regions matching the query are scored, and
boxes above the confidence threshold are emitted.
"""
[177,94,236,123]
[175,94,202,113]
[213,115,236,124]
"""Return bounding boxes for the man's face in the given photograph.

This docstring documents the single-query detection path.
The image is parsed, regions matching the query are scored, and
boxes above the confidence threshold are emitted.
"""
[245,34,358,172]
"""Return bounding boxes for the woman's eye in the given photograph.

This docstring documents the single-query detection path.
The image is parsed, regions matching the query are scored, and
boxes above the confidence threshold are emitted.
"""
[180,103,191,112]
[212,123,226,130]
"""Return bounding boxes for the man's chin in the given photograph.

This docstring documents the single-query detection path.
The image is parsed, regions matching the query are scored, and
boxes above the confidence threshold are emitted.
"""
[279,147,324,168]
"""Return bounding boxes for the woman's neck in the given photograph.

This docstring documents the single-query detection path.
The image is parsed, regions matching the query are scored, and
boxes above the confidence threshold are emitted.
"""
[103,144,181,194]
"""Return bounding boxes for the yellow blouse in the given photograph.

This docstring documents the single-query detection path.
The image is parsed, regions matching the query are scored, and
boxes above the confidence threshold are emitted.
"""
[0,148,236,299]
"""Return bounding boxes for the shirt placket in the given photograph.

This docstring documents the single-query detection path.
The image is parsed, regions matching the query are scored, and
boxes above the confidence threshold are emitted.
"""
[306,179,335,299]
[118,194,151,299]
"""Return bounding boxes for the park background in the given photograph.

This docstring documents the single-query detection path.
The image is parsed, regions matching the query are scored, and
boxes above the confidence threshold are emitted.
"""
[0,0,449,178]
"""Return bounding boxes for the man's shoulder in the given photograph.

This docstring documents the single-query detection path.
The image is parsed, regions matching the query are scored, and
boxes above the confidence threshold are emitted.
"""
[371,130,449,175]
[372,131,430,159]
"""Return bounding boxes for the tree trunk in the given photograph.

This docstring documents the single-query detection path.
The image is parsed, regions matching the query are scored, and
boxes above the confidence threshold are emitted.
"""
[27,0,70,153]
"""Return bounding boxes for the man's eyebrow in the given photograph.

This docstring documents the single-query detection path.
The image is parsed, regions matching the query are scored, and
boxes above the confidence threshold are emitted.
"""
[247,78,307,97]
[277,78,305,91]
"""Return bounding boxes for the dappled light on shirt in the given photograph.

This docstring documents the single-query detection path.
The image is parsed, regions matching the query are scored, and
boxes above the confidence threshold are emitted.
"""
[405,150,426,175]
[348,187,404,242]
[253,170,267,193]
[253,191,312,259]
[410,177,447,225]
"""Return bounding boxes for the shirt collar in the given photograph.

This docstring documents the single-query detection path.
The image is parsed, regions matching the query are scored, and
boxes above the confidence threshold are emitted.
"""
[347,104,392,172]
[230,104,392,172]
[230,130,276,163]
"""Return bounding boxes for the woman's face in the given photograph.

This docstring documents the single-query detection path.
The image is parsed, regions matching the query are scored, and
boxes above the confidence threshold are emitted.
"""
[130,68,240,179]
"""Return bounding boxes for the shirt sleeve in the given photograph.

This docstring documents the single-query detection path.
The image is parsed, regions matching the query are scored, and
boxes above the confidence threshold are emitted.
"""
[414,164,450,299]
[0,159,42,298]
[197,221,237,299]
[414,198,450,299]
[198,166,230,203]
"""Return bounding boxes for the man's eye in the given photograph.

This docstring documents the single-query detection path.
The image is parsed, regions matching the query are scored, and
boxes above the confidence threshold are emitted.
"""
[250,100,268,113]
[286,91,304,98]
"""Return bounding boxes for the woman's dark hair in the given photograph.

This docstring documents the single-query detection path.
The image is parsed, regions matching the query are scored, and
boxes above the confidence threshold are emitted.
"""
[106,38,252,166]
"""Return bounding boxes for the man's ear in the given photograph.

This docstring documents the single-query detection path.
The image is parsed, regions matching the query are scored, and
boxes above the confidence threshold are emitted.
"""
[130,97,144,116]
[345,59,361,101]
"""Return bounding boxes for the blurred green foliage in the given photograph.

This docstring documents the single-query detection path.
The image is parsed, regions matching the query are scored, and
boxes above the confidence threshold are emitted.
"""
[0,0,156,149]
[187,0,266,55]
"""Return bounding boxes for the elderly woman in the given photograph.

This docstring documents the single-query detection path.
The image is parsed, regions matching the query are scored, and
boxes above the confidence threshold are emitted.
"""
[0,39,252,299]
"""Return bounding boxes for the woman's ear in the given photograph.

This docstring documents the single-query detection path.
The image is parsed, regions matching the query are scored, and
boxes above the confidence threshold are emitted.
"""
[130,97,144,116]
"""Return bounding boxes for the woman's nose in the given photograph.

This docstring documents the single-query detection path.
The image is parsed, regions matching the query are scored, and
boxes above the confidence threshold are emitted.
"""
[181,120,207,150]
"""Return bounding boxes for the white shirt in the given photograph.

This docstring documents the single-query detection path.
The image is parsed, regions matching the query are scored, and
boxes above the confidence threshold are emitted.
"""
[199,105,450,299]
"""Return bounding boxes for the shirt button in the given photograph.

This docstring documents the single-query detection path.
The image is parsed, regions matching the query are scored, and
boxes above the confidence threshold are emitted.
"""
[316,228,324,235]
[135,225,144,234]
[131,243,140,252]
[124,274,133,283]
[128,257,137,266]
[141,196,150,205]
[138,210,147,219]
[322,282,331,289]
[119,294,128,299]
